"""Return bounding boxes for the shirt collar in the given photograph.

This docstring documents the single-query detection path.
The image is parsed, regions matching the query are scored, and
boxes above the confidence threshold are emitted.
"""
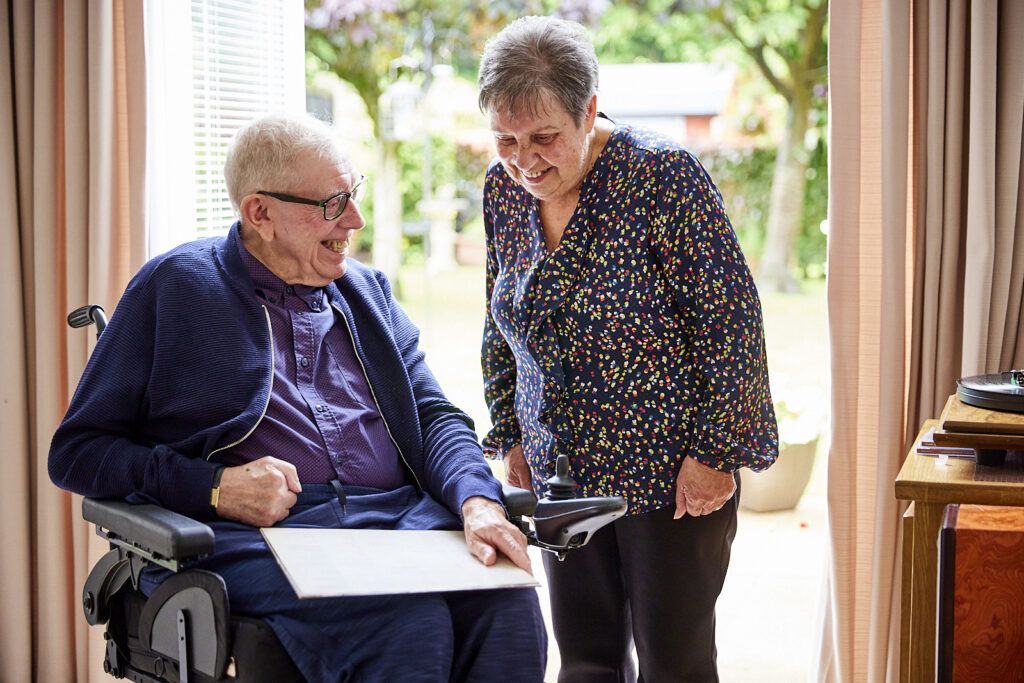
[235,232,325,310]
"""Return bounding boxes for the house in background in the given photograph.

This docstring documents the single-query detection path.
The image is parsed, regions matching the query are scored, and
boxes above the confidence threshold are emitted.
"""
[597,62,735,147]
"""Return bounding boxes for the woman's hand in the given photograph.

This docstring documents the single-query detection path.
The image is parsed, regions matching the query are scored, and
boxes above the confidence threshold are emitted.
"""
[673,456,736,518]
[502,444,534,493]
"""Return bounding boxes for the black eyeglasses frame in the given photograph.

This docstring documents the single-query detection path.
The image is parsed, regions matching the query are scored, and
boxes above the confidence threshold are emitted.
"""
[256,175,366,220]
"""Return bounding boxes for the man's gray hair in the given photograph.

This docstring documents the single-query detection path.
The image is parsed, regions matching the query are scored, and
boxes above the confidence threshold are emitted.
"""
[478,16,599,126]
[224,113,340,213]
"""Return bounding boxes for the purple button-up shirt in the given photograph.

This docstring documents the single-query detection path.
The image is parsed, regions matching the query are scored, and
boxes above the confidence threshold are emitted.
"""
[219,240,406,489]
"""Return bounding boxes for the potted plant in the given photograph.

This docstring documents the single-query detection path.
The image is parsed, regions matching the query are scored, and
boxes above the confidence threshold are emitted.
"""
[738,393,822,512]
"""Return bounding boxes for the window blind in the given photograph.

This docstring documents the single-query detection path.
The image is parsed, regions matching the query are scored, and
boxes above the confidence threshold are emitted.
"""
[146,0,304,254]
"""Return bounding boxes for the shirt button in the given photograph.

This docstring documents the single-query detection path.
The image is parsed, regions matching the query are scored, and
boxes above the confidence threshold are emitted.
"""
[299,357,309,368]
[286,285,294,295]
[316,405,326,413]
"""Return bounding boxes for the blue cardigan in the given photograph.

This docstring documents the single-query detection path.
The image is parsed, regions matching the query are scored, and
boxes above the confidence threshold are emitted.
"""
[49,224,501,520]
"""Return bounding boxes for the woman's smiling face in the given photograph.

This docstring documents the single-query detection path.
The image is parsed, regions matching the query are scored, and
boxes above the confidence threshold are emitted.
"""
[488,91,597,204]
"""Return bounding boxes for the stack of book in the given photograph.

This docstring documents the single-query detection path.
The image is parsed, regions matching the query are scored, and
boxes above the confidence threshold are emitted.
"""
[925,395,1024,464]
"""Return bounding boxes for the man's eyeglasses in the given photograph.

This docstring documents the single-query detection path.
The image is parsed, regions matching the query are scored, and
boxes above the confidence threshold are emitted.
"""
[257,176,367,221]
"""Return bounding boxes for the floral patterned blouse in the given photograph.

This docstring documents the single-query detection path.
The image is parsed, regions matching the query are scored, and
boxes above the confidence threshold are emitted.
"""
[481,123,778,515]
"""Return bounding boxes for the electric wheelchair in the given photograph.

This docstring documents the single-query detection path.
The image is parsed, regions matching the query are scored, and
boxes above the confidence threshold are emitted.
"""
[68,304,628,683]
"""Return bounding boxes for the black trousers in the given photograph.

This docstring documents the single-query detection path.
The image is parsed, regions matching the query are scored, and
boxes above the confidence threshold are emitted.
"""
[543,486,739,683]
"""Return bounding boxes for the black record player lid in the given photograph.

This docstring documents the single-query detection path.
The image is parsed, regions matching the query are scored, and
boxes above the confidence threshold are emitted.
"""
[957,370,1024,413]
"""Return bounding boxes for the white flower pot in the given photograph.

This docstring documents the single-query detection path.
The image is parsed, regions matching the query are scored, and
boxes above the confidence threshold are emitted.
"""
[738,439,818,512]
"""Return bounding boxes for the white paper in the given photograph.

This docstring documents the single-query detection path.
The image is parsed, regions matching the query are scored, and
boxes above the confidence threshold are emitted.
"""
[261,528,539,598]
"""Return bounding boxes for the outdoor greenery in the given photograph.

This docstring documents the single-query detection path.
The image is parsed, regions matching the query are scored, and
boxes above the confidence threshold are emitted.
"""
[389,134,491,255]
[701,139,827,279]
[305,0,828,287]
[588,0,828,291]
[390,129,828,277]
[396,134,489,227]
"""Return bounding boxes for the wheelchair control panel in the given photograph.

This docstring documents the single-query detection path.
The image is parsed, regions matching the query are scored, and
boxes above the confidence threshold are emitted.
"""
[517,454,628,560]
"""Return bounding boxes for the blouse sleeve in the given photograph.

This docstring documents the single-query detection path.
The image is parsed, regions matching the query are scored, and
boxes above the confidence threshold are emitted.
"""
[480,177,522,456]
[649,151,778,472]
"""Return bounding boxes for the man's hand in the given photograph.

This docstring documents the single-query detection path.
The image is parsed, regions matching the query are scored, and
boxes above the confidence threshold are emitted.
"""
[502,444,533,493]
[216,456,302,527]
[461,496,532,573]
[674,456,736,519]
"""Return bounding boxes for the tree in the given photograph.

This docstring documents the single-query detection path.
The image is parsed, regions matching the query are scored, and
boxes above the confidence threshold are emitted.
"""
[305,1,615,278]
[592,0,828,293]
[704,0,827,293]
[305,1,531,279]
[306,1,826,291]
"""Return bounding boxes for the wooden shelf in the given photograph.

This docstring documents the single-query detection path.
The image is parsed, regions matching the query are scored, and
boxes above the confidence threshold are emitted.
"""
[896,420,1024,505]
[896,419,1024,682]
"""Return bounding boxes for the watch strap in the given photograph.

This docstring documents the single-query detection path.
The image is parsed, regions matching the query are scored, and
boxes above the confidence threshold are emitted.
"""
[210,466,225,511]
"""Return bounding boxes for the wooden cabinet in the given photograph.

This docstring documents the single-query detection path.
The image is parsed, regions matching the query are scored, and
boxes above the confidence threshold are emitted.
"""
[895,421,1024,682]
[937,504,1024,682]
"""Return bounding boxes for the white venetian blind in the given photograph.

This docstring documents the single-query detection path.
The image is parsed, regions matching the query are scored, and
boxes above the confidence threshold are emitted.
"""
[146,0,305,256]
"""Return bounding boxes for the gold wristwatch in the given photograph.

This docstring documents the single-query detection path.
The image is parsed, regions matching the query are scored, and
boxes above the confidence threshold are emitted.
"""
[210,466,225,511]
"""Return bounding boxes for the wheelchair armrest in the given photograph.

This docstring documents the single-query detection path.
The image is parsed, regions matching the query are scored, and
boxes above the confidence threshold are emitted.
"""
[531,495,628,557]
[83,498,215,562]
[501,483,538,518]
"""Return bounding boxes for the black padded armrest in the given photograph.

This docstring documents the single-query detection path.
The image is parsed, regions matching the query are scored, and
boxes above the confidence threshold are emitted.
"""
[501,483,538,517]
[83,498,215,561]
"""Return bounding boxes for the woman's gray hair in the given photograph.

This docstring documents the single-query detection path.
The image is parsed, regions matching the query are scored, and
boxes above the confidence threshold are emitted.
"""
[224,113,340,213]
[478,16,599,126]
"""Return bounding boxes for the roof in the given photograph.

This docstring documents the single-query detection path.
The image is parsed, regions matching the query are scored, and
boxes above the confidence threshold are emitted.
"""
[597,63,734,117]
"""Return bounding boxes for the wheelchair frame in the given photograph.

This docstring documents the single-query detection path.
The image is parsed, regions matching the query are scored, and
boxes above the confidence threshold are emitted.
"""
[68,304,626,682]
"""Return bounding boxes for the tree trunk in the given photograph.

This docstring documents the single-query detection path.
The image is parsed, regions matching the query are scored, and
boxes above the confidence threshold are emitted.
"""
[757,91,812,294]
[372,139,403,289]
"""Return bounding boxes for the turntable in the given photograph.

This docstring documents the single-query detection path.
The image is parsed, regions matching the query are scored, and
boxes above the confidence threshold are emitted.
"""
[929,372,1024,466]
[957,371,1024,413]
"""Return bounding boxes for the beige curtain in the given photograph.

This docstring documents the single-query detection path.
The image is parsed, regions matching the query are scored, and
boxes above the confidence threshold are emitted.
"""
[819,0,1024,681]
[0,1,146,681]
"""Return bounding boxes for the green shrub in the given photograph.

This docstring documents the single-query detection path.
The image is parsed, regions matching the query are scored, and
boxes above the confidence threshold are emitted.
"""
[396,136,491,255]
[389,134,828,277]
[699,141,828,279]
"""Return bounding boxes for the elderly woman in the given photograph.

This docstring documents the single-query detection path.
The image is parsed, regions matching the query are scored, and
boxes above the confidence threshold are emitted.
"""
[478,17,778,682]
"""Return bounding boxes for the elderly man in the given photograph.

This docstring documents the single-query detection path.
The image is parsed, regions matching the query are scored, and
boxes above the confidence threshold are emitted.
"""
[49,114,547,682]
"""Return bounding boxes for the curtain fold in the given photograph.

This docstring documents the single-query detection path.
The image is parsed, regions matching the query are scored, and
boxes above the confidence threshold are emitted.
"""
[0,1,146,680]
[0,0,34,676]
[820,0,1024,680]
[990,2,1024,371]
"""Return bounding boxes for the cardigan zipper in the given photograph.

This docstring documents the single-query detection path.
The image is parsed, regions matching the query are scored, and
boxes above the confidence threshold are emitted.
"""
[206,305,275,461]
[333,302,422,491]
